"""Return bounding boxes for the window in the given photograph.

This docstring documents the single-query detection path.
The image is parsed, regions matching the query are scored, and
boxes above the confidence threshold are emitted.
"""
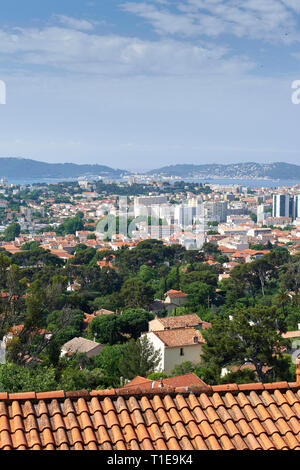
[180,348,184,356]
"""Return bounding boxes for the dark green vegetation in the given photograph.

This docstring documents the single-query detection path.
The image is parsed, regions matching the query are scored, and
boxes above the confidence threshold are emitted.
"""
[0,239,298,392]
[0,157,128,179]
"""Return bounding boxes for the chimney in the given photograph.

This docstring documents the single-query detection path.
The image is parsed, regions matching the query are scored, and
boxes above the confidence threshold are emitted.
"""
[297,363,300,384]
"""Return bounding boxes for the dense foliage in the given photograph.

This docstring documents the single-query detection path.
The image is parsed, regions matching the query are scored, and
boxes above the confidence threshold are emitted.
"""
[0,238,298,391]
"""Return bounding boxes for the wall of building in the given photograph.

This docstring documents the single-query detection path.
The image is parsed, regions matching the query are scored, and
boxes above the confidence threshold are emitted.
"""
[164,344,203,374]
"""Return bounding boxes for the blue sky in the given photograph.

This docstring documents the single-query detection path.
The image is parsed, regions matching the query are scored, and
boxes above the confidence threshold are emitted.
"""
[0,0,300,170]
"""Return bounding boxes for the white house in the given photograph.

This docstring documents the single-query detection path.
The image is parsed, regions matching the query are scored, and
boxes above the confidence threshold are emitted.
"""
[164,290,187,307]
[60,337,104,359]
[143,328,205,375]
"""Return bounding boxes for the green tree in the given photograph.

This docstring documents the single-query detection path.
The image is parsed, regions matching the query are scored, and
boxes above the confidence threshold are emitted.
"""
[202,306,288,383]
[119,278,154,309]
[89,314,122,345]
[4,223,21,242]
[185,281,215,310]
[94,344,125,377]
[118,309,153,340]
[0,363,57,393]
[220,368,256,384]
[0,253,11,287]
[118,336,161,380]
[138,265,156,283]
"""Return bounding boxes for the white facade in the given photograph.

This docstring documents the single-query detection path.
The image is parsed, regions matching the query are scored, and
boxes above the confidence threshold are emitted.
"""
[203,201,228,223]
[272,194,291,218]
[143,332,203,375]
[134,196,168,218]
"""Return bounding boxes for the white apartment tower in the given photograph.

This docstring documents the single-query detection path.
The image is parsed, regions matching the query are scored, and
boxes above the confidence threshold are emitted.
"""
[272,194,291,218]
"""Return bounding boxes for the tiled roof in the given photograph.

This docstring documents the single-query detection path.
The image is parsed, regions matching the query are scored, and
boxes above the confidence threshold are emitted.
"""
[151,328,205,348]
[282,331,300,339]
[94,309,116,316]
[0,381,300,450]
[166,290,187,298]
[118,373,208,393]
[61,337,104,354]
[157,314,211,331]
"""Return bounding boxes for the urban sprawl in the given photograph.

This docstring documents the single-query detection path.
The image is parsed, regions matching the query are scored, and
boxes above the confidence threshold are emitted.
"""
[0,175,299,394]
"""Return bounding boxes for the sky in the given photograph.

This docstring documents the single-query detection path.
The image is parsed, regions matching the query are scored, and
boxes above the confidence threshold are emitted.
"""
[0,0,300,170]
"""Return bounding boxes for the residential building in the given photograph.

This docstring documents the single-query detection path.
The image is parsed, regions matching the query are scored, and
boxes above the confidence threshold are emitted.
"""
[272,194,292,218]
[60,337,104,359]
[143,328,205,374]
[118,372,208,393]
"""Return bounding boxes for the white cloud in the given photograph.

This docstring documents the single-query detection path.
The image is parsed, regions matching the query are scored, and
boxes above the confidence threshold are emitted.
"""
[55,15,95,31]
[0,25,254,77]
[121,0,300,42]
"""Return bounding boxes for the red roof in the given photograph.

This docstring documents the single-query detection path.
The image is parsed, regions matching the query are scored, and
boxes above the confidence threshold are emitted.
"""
[119,373,208,393]
[156,314,211,330]
[0,380,300,450]
[166,290,187,298]
[151,328,205,347]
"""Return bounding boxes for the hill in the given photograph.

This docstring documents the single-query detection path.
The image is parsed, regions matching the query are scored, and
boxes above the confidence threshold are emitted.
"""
[148,162,300,180]
[0,158,128,179]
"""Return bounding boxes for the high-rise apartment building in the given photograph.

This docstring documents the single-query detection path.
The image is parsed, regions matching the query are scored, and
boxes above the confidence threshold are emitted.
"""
[272,194,291,218]
[273,194,300,220]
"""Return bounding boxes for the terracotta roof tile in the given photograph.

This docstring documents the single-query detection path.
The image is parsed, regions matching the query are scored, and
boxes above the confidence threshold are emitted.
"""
[212,384,239,393]
[249,418,265,436]
[243,404,259,422]
[9,392,36,401]
[151,328,205,348]
[238,382,264,392]
[123,423,137,443]
[169,407,182,425]
[211,420,228,438]
[166,436,181,450]
[211,393,225,409]
[0,380,299,450]
[258,432,276,450]
[192,434,208,450]
[180,407,194,425]
[118,409,132,428]
[219,434,235,450]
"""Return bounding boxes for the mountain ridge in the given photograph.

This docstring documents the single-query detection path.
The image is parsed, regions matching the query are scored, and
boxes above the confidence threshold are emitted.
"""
[0,158,300,181]
[0,157,128,179]
[147,162,300,180]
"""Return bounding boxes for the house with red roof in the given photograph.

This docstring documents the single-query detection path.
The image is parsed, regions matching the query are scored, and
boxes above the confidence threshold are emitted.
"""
[165,290,187,307]
[143,328,205,375]
[118,373,208,394]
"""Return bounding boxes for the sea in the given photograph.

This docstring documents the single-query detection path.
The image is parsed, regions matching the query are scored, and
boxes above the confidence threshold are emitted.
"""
[4,177,300,189]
